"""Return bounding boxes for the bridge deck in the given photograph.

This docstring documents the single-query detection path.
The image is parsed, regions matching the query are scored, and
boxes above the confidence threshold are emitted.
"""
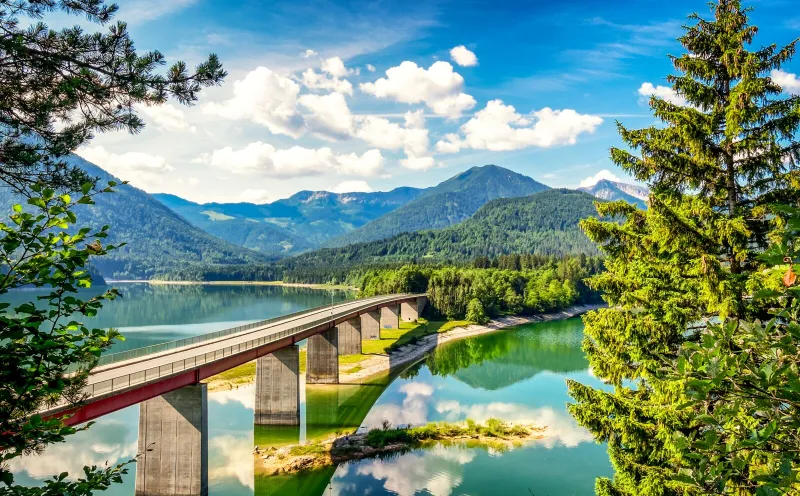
[43,293,423,425]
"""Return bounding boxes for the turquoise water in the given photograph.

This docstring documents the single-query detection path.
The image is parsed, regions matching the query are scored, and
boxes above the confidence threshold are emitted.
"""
[8,285,612,495]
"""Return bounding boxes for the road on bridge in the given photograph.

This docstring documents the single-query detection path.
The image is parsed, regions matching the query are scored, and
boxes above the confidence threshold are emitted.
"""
[42,293,425,425]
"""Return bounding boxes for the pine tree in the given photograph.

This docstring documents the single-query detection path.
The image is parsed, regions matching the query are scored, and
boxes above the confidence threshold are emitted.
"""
[567,1,800,494]
[0,0,226,196]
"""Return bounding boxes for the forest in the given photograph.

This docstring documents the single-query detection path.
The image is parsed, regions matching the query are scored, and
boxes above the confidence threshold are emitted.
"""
[346,255,603,321]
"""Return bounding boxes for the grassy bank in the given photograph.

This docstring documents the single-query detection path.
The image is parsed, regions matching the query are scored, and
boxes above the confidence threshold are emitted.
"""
[204,318,470,391]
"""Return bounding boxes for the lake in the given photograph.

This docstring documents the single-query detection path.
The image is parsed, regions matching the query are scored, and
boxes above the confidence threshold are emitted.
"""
[8,284,612,495]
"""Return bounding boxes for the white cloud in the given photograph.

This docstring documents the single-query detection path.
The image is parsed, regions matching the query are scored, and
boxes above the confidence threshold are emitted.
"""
[201,142,383,178]
[356,110,435,170]
[118,0,196,23]
[579,169,621,187]
[366,64,376,72]
[321,56,355,78]
[434,133,462,154]
[301,57,356,95]
[301,68,354,95]
[356,445,475,496]
[76,146,174,190]
[333,180,373,193]
[362,381,434,429]
[435,401,594,449]
[771,69,800,95]
[637,82,688,106]
[435,100,602,153]
[8,420,137,480]
[335,149,385,176]
[449,45,478,67]
[137,103,196,133]
[360,61,476,118]
[203,66,305,137]
[239,189,272,203]
[298,92,355,139]
[209,435,255,490]
[301,49,318,58]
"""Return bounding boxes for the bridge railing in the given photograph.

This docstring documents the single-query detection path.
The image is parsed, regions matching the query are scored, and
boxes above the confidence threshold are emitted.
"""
[81,294,418,400]
[95,298,358,367]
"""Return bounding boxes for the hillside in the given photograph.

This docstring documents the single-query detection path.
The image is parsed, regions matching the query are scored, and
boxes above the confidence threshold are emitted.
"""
[327,165,549,247]
[153,186,425,255]
[281,189,600,272]
[578,179,648,209]
[0,156,272,280]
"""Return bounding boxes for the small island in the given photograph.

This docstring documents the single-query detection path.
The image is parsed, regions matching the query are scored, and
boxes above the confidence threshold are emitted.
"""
[255,418,546,475]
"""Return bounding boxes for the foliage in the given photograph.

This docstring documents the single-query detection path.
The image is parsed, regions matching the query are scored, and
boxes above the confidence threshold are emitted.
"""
[0,0,225,197]
[657,208,800,493]
[0,184,130,494]
[465,298,489,324]
[0,157,273,281]
[281,189,600,276]
[365,418,531,449]
[357,256,602,321]
[0,1,227,493]
[566,2,800,494]
[329,164,549,247]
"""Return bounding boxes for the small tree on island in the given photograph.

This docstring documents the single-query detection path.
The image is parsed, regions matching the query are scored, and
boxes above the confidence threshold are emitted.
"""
[0,1,225,494]
[568,1,800,494]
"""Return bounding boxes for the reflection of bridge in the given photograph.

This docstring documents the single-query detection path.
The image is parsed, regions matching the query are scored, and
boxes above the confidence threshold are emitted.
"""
[43,294,427,496]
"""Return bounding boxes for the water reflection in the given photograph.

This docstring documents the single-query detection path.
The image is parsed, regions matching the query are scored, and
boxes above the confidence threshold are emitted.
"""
[11,308,611,496]
[0,283,354,353]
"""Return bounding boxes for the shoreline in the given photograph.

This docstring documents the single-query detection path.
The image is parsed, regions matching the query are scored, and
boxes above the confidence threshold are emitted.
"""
[106,280,357,291]
[340,303,603,384]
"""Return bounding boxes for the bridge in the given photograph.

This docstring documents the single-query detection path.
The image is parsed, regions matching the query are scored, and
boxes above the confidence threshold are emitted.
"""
[43,293,427,427]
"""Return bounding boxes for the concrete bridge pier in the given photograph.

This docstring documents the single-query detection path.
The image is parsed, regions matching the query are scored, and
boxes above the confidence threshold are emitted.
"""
[361,310,381,340]
[337,318,362,355]
[136,384,208,496]
[307,328,339,384]
[401,296,427,322]
[381,305,400,329]
[255,346,300,425]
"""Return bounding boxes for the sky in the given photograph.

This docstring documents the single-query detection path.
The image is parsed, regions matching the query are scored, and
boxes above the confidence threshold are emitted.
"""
[61,0,800,204]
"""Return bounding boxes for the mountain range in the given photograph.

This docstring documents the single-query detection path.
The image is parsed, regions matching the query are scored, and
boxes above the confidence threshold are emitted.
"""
[279,189,602,273]
[0,158,649,280]
[153,186,426,255]
[578,179,649,209]
[325,165,550,247]
[0,156,271,280]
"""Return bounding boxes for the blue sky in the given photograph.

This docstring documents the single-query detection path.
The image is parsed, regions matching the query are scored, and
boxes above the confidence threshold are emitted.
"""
[69,0,800,203]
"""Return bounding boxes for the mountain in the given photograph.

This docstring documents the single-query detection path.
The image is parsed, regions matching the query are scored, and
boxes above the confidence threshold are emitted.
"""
[153,186,426,255]
[578,179,649,209]
[327,165,550,247]
[0,156,272,280]
[281,189,600,272]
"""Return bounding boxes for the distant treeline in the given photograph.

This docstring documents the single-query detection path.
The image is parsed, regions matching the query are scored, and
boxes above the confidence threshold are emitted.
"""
[351,255,603,321]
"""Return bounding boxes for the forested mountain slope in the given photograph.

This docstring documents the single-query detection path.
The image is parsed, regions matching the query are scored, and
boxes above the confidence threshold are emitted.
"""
[154,186,426,255]
[0,156,271,280]
[282,189,600,272]
[327,165,549,247]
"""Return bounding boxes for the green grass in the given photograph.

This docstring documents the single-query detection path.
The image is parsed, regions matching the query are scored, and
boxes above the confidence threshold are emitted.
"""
[288,443,327,456]
[207,318,472,386]
[385,319,472,353]
[365,418,530,448]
